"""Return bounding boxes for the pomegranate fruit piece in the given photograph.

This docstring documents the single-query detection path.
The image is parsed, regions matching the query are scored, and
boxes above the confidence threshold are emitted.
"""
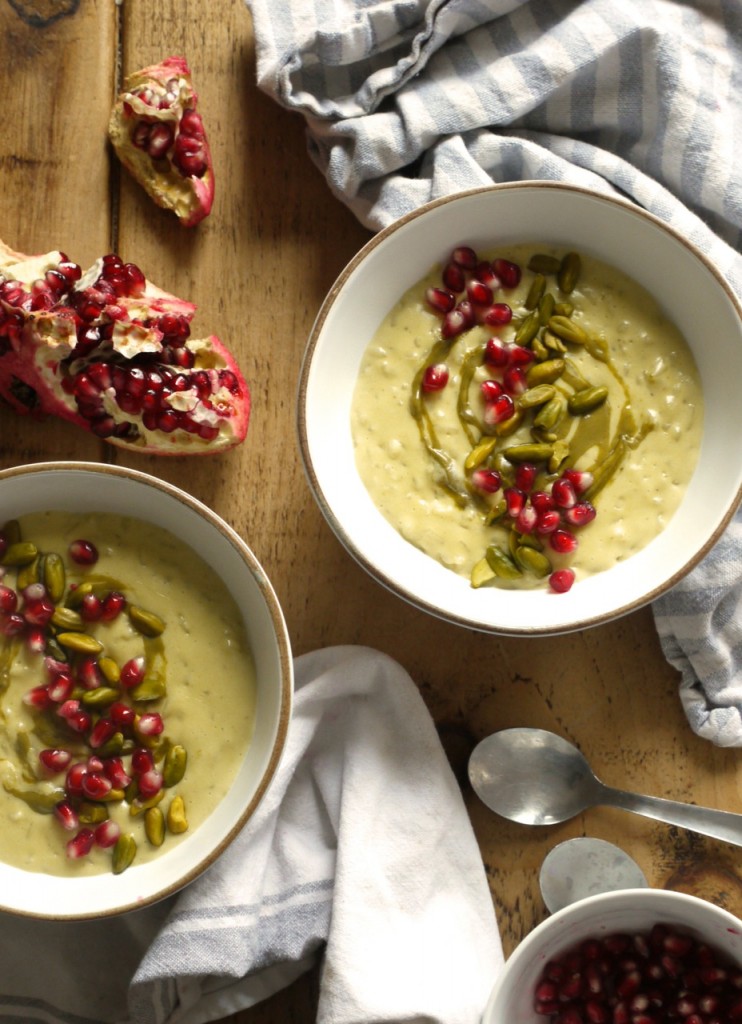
[0,239,250,454]
[108,56,215,227]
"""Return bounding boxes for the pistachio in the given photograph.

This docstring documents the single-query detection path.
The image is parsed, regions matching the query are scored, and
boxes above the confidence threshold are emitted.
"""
[43,553,66,603]
[514,310,541,346]
[131,676,167,701]
[55,631,104,655]
[493,408,524,437]
[527,253,561,275]
[78,802,109,825]
[470,557,496,588]
[534,394,567,432]
[502,442,554,464]
[95,734,126,759]
[525,274,546,310]
[1,541,38,567]
[518,384,556,409]
[112,833,137,874]
[542,329,567,354]
[526,358,565,386]
[554,301,574,317]
[568,385,609,415]
[144,806,166,847]
[99,657,121,685]
[127,605,166,638]
[80,686,120,708]
[548,439,571,474]
[51,606,84,631]
[558,251,581,294]
[163,744,187,787]
[514,545,552,577]
[464,436,498,471]
[485,544,523,579]
[530,335,549,361]
[17,556,40,589]
[167,795,189,834]
[484,497,507,525]
[548,315,589,346]
[538,291,555,326]
[129,790,165,816]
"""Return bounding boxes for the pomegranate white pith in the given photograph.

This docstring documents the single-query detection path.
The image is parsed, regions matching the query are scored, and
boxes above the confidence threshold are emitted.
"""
[0,241,250,454]
[108,56,215,227]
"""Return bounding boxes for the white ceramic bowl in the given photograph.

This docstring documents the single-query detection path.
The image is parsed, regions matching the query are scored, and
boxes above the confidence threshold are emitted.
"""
[298,182,742,635]
[481,888,742,1023]
[0,461,292,919]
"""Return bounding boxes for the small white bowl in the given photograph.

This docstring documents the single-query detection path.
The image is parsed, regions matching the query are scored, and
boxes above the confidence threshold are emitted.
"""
[481,888,742,1023]
[0,461,292,919]
[298,182,742,636]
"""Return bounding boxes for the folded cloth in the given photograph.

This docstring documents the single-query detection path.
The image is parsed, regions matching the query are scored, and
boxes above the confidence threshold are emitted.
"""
[0,646,502,1024]
[246,0,742,745]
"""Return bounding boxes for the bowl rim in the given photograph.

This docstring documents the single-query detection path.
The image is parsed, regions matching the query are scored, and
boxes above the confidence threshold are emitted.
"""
[297,180,742,636]
[0,460,293,919]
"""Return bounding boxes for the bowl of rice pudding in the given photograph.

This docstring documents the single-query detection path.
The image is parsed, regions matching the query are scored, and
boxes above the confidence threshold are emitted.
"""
[0,462,292,918]
[298,182,742,636]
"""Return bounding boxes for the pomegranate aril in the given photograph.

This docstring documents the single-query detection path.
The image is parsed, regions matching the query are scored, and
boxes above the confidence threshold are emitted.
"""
[564,501,597,527]
[79,593,103,621]
[537,509,561,535]
[54,800,80,831]
[103,756,132,788]
[100,591,126,620]
[504,487,526,517]
[0,584,17,613]
[68,538,98,565]
[66,828,95,859]
[39,748,72,773]
[136,711,164,737]
[492,257,521,288]
[549,568,575,594]
[514,462,537,491]
[484,337,510,367]
[77,656,102,690]
[483,393,515,426]
[480,379,504,402]
[503,365,527,395]
[450,245,478,269]
[23,685,52,709]
[109,701,136,729]
[563,468,594,495]
[146,122,174,159]
[138,768,164,798]
[442,262,466,292]
[482,302,512,326]
[442,303,474,339]
[94,819,121,849]
[120,656,146,688]
[173,133,208,177]
[471,469,502,493]
[550,529,578,554]
[508,344,534,367]
[421,363,449,393]
[131,747,155,774]
[515,505,537,534]
[89,717,117,749]
[552,478,577,509]
[425,286,456,314]
[466,279,493,306]
[81,771,112,800]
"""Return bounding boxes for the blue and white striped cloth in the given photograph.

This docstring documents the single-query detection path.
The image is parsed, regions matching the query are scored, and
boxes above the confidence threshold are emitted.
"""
[248,0,742,745]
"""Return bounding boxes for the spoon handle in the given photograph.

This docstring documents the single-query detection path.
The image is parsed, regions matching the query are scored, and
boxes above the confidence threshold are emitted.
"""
[599,783,742,846]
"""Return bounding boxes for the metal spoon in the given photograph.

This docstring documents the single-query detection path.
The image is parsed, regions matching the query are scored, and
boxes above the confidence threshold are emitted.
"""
[539,837,648,913]
[468,727,742,846]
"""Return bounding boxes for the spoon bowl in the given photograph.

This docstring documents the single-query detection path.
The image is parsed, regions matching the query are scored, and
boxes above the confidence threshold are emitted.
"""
[468,727,742,846]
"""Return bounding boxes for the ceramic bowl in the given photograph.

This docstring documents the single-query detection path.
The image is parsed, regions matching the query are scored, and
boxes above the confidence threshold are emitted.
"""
[481,888,742,1023]
[298,181,742,636]
[0,461,292,919]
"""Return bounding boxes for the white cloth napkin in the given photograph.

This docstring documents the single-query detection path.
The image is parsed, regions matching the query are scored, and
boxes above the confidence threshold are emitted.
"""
[0,646,502,1024]
[246,0,742,746]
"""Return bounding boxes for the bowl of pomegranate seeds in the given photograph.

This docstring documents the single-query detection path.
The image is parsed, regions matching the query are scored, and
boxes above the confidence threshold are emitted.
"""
[0,462,292,918]
[481,887,742,1023]
[299,181,742,635]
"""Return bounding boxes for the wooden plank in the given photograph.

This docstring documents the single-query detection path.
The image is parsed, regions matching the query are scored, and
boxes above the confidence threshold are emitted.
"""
[0,0,115,466]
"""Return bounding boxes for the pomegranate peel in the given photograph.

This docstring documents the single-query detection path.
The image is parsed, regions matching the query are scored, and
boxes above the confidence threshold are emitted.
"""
[108,56,215,227]
[0,240,250,454]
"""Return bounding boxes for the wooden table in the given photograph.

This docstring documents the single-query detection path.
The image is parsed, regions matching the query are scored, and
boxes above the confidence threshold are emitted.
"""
[3,2,741,1021]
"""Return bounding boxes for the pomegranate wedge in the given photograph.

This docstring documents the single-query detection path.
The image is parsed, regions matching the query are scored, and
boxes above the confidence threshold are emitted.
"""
[108,56,215,227]
[0,242,250,454]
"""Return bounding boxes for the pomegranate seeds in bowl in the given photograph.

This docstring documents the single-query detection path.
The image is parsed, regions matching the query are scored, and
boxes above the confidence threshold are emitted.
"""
[0,239,250,454]
[108,56,215,227]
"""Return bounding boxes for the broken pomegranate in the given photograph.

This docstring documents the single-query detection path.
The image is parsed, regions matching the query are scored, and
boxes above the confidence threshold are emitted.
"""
[0,239,250,454]
[108,56,215,227]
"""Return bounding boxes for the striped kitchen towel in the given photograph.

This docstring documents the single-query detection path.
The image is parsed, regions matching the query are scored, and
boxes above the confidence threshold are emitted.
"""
[0,647,501,1023]
[246,0,742,745]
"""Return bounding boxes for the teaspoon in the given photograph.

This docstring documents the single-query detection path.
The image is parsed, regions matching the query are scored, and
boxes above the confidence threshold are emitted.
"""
[468,727,742,846]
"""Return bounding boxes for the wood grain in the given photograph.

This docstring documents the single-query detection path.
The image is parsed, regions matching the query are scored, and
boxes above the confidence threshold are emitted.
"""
[2,2,740,1021]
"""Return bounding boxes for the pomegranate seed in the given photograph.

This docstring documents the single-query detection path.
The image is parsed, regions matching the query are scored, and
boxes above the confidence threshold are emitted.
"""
[23,685,52,709]
[47,672,74,704]
[89,717,116,749]
[442,262,465,292]
[482,302,512,326]
[0,584,17,614]
[57,698,81,720]
[550,529,579,554]
[79,592,103,621]
[26,627,46,654]
[68,538,98,565]
[136,712,164,737]
[138,768,164,798]
[549,568,575,593]
[531,490,555,513]
[87,754,104,773]
[503,365,527,395]
[81,771,112,800]
[492,257,521,288]
[450,245,478,269]
[480,379,504,402]
[109,701,136,729]
[466,279,493,306]
[514,462,537,491]
[100,591,126,620]
[564,501,597,527]
[94,819,121,849]
[474,261,500,288]
[66,828,95,859]
[537,509,561,535]
[39,748,72,773]
[552,477,577,509]
[483,393,515,426]
[484,336,510,367]
[442,303,473,339]
[120,656,145,688]
[1,613,25,636]
[562,468,594,494]
[131,747,155,774]
[76,656,102,690]
[515,505,537,534]
[504,487,526,517]
[103,756,132,789]
[146,122,174,158]
[54,800,79,831]
[425,286,456,314]
[421,363,449,393]
[471,469,502,493]
[508,344,534,367]
[180,108,204,136]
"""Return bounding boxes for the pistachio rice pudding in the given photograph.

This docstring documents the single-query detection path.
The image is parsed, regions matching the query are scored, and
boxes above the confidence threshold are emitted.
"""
[351,245,703,593]
[0,511,256,876]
